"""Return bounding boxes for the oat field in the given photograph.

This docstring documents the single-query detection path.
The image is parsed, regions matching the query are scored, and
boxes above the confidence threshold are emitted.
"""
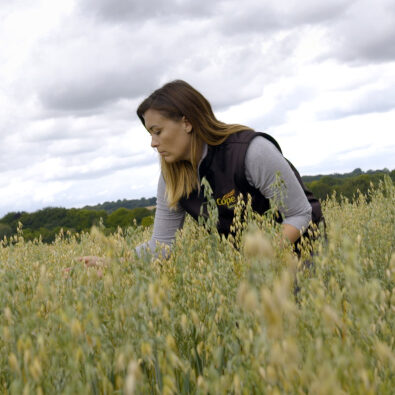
[1,177,394,394]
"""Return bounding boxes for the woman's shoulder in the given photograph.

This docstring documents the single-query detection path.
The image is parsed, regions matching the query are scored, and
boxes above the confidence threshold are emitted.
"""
[247,134,280,152]
[224,130,281,153]
[225,129,256,143]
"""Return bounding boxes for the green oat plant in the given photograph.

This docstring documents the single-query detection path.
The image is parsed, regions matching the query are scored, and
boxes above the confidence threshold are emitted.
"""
[0,176,394,394]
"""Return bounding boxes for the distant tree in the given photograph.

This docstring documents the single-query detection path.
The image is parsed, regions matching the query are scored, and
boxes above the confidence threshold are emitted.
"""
[345,174,371,198]
[0,223,12,239]
[106,207,154,229]
[306,171,393,202]
[130,207,152,224]
[83,197,156,213]
[106,208,136,229]
[0,212,25,231]
[308,180,333,201]
[350,168,363,176]
[0,169,392,244]
[141,216,154,227]
[319,176,339,187]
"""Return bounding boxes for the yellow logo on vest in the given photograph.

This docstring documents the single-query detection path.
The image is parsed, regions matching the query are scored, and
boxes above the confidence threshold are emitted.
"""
[216,189,236,208]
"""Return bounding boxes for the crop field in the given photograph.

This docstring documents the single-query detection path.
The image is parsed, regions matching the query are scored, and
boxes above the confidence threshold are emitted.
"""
[1,177,394,394]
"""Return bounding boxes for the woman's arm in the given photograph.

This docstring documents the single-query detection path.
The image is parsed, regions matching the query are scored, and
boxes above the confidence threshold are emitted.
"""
[71,175,184,270]
[281,223,302,243]
[245,136,312,244]
[135,173,186,257]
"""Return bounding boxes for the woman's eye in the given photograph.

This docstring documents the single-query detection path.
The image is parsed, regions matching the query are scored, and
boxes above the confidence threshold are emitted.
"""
[154,130,161,136]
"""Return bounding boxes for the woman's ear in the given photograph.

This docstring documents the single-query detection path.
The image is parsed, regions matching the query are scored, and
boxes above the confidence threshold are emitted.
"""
[182,116,192,133]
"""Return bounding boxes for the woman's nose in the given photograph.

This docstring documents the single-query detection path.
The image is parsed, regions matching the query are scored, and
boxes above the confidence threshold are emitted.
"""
[151,135,159,148]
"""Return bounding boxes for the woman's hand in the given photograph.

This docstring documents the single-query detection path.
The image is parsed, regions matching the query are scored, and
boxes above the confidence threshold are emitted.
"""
[77,255,108,267]
[63,256,108,278]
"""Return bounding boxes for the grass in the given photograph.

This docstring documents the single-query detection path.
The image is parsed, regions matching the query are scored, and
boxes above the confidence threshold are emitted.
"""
[0,176,394,394]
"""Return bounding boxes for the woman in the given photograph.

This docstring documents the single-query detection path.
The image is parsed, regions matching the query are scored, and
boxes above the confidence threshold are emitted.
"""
[134,80,322,258]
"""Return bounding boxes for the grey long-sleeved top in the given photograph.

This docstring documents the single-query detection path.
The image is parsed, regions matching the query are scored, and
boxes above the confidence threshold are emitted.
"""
[136,136,312,256]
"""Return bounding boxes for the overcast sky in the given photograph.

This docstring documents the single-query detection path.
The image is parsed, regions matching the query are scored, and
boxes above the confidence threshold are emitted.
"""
[1,0,394,216]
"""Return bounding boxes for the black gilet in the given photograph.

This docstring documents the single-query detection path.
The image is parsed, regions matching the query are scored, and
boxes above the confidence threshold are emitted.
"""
[178,129,323,236]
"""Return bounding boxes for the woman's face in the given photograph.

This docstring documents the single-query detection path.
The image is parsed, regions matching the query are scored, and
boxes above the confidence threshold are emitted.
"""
[143,109,193,163]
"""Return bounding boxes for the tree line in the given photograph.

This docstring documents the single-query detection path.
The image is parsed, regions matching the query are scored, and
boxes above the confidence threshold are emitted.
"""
[0,168,393,243]
[303,168,395,202]
[83,197,156,213]
[0,205,155,243]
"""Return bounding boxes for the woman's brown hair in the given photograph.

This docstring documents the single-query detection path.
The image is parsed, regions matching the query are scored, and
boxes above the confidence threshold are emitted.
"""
[137,80,249,208]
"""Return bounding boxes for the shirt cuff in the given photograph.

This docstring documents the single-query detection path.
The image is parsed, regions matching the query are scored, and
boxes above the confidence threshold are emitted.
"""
[282,209,312,232]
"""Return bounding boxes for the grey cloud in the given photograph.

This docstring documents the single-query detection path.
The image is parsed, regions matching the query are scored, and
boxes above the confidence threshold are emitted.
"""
[49,144,97,157]
[0,120,50,172]
[52,155,157,182]
[76,0,354,34]
[188,35,304,111]
[330,145,372,157]
[206,81,264,111]
[290,0,355,25]
[325,0,395,63]
[30,16,193,113]
[301,146,395,175]
[214,0,395,65]
[39,67,160,112]
[0,122,131,174]
[340,32,395,64]
[217,6,281,34]
[36,35,280,115]
[217,0,352,35]
[301,146,395,176]
[77,0,395,67]
[19,115,132,146]
[22,119,92,142]
[78,0,216,23]
[30,0,337,116]
[21,15,166,113]
[319,86,395,120]
[252,86,315,129]
[0,162,158,216]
